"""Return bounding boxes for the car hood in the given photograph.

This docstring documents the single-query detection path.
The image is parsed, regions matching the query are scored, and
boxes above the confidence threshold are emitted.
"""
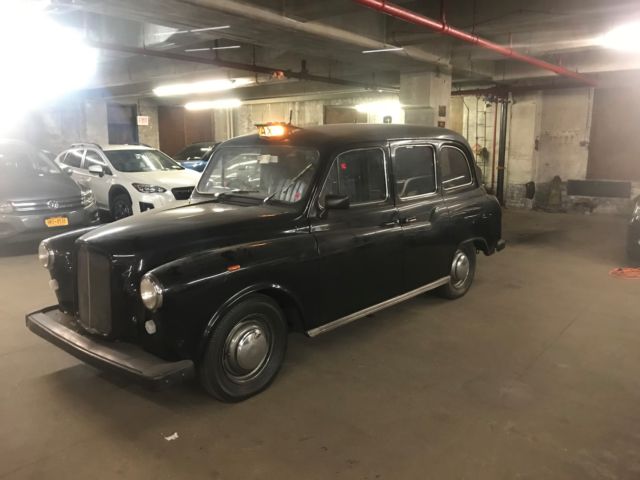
[79,200,302,264]
[122,169,201,188]
[0,173,80,203]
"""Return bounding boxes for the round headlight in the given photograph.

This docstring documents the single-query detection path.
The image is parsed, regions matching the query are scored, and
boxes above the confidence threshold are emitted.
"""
[38,241,54,270]
[140,273,164,311]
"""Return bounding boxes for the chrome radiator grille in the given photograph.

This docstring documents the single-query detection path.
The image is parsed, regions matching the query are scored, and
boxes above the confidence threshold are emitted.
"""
[77,245,112,335]
[12,196,83,214]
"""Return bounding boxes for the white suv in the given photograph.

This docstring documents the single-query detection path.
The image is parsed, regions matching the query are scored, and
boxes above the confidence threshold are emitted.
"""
[56,144,201,219]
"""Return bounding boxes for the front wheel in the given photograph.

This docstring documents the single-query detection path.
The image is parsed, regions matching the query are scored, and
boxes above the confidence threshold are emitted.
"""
[110,193,133,220]
[199,294,288,402]
[437,245,476,299]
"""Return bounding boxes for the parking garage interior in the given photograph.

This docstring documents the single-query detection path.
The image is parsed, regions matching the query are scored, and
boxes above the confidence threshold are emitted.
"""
[1,0,640,478]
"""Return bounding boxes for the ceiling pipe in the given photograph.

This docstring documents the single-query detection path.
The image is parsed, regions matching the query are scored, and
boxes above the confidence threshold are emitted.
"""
[88,40,397,91]
[353,0,597,87]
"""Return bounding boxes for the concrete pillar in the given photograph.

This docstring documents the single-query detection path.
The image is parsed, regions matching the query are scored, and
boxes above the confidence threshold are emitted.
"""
[137,101,160,149]
[400,71,451,128]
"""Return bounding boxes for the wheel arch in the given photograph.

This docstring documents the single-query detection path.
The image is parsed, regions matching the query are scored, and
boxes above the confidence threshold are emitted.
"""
[197,282,306,358]
[460,236,490,255]
[108,184,131,207]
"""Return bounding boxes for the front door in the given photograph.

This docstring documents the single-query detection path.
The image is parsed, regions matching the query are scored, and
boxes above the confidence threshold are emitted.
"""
[391,142,451,291]
[84,149,112,209]
[310,146,403,326]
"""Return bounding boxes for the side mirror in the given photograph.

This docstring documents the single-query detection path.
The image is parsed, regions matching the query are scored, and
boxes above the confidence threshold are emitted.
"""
[88,165,104,177]
[325,194,350,210]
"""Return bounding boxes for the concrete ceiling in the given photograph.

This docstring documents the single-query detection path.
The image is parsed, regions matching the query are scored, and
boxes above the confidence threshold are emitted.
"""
[49,0,640,101]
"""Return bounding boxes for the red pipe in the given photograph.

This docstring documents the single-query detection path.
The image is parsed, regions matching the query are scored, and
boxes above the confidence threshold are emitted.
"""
[353,0,597,87]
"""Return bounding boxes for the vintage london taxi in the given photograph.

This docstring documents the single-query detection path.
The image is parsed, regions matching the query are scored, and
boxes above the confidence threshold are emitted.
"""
[27,123,505,402]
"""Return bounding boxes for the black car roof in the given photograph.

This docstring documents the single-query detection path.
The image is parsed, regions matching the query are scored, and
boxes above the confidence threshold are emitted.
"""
[222,124,470,150]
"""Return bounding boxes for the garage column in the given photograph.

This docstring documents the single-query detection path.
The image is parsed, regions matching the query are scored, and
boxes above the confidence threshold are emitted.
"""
[400,71,452,127]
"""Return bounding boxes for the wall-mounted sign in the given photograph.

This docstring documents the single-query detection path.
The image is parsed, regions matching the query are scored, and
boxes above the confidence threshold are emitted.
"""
[137,115,150,126]
[438,120,446,128]
[438,105,447,117]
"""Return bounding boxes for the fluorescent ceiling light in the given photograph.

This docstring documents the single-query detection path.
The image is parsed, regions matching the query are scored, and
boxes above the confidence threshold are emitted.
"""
[153,25,230,35]
[185,98,242,110]
[600,22,640,52]
[185,45,241,52]
[153,77,253,97]
[362,47,404,53]
[355,101,402,113]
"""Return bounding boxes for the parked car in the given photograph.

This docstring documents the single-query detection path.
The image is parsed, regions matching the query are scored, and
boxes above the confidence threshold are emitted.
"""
[174,141,219,172]
[55,143,201,219]
[0,139,99,243]
[27,124,505,402]
[627,198,640,261]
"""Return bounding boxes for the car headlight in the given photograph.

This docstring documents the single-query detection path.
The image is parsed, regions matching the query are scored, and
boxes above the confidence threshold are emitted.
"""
[80,188,95,207]
[132,183,167,194]
[38,241,55,270]
[140,273,164,311]
[0,201,13,214]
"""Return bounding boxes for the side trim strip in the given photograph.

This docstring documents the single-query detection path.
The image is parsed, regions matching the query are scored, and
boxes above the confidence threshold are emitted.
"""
[306,276,450,337]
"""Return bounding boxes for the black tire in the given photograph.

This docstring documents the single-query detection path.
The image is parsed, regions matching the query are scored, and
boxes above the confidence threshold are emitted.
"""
[199,294,288,402]
[437,244,476,299]
[110,193,133,220]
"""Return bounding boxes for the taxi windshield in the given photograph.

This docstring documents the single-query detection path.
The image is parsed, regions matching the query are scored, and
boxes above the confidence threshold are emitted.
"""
[197,145,320,204]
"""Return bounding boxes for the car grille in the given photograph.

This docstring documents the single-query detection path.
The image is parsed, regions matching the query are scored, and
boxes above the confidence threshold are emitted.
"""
[172,187,194,200]
[11,196,83,214]
[77,245,112,336]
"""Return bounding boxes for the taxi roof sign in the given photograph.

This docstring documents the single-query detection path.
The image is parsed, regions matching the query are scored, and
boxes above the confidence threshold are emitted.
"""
[256,122,298,138]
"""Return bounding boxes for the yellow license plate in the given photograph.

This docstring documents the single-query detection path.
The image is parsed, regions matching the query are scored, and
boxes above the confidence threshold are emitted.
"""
[45,216,69,228]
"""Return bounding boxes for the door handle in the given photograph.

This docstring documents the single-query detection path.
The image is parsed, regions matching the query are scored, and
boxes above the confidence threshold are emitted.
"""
[400,216,418,225]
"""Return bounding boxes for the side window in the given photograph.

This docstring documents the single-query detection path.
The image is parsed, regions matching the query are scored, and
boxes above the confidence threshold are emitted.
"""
[85,150,105,167]
[394,145,436,199]
[440,146,473,189]
[320,148,387,206]
[63,149,84,169]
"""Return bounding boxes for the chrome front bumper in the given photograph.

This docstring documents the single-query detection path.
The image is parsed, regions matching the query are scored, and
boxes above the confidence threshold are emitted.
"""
[26,306,194,389]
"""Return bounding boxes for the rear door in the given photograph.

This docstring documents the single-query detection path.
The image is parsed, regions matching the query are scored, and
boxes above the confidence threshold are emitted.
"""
[310,146,403,326]
[438,143,486,249]
[391,142,451,291]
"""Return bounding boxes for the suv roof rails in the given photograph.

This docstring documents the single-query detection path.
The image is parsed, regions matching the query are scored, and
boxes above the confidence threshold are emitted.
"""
[71,142,103,150]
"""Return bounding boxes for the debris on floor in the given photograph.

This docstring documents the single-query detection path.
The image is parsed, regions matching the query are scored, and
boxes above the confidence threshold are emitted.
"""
[609,267,640,279]
[164,432,179,441]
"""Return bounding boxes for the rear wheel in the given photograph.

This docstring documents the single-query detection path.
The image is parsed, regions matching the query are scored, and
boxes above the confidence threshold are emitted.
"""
[437,244,476,299]
[111,193,133,220]
[199,294,288,402]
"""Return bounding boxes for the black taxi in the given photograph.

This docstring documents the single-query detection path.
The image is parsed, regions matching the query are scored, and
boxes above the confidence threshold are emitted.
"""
[27,123,505,402]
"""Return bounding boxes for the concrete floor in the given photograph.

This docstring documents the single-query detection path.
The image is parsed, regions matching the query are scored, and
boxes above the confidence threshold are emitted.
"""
[1,210,639,479]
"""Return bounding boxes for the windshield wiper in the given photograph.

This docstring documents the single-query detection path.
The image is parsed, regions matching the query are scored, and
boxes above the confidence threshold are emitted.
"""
[263,163,314,204]
[215,189,262,200]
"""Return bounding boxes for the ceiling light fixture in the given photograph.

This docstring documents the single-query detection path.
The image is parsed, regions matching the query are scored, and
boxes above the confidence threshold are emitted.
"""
[155,25,230,35]
[362,46,404,53]
[153,77,253,97]
[184,45,241,52]
[185,98,242,110]
[600,22,640,52]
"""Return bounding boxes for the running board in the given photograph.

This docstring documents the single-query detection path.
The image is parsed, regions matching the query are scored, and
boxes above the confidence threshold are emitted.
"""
[306,276,450,337]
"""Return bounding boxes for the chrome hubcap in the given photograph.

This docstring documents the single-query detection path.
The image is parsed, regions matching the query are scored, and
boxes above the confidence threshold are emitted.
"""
[223,319,271,382]
[450,250,470,288]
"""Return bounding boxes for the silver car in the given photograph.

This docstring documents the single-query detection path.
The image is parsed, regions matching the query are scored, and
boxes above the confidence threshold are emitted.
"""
[0,140,99,243]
